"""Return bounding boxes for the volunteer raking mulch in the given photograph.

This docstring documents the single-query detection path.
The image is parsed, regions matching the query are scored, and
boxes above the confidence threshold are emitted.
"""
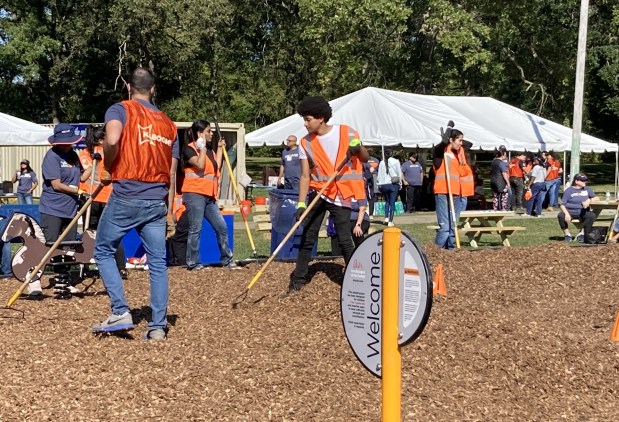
[0,243,618,420]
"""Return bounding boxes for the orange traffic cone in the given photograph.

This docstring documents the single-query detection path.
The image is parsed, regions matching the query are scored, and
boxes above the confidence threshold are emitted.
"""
[611,312,619,342]
[433,263,447,296]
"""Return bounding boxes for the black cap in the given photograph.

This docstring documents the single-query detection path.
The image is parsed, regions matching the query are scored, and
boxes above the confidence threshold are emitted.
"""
[20,159,29,165]
[498,145,508,154]
[575,174,589,182]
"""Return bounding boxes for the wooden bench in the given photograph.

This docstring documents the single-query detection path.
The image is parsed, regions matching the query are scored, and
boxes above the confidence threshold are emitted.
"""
[426,225,526,247]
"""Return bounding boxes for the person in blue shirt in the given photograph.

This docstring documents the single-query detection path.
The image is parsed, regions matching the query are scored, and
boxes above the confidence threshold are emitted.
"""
[558,173,599,242]
[277,135,301,191]
[401,152,424,212]
[12,159,38,204]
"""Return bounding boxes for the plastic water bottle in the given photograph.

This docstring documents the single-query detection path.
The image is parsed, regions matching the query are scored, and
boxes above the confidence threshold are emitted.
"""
[606,191,611,203]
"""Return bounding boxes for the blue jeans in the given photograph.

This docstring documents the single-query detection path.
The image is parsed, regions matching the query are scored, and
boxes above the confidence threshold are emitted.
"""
[379,183,399,222]
[527,183,546,216]
[94,196,168,330]
[183,192,233,268]
[545,178,561,207]
[435,194,462,250]
[16,192,33,204]
[1,241,11,275]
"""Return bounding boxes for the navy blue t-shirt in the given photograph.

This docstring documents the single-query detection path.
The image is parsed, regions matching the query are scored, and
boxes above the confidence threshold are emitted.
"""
[562,186,596,215]
[104,99,180,200]
[281,147,301,189]
[16,170,38,193]
[40,148,81,218]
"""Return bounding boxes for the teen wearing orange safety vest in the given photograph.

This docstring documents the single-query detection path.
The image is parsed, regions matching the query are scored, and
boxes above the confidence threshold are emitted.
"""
[181,119,237,271]
[432,122,466,250]
[508,152,526,211]
[544,151,562,211]
[289,96,369,293]
[79,125,127,279]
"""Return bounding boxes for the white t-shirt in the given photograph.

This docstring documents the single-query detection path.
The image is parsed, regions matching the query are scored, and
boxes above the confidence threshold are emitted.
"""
[298,125,351,207]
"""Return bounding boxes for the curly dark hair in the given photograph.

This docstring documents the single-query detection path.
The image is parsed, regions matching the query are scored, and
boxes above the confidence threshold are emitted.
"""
[296,96,332,122]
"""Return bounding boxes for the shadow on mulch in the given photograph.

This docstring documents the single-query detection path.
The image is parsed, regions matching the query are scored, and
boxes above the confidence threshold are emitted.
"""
[306,261,345,286]
[131,305,178,326]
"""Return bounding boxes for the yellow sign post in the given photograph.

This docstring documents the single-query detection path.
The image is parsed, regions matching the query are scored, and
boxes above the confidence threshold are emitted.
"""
[382,227,401,421]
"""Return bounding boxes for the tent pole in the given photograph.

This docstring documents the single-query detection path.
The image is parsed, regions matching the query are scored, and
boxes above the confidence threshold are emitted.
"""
[614,150,619,199]
[563,150,567,188]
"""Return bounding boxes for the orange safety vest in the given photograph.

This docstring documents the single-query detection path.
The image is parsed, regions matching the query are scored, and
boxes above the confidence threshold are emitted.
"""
[546,157,561,180]
[79,146,112,203]
[458,148,474,197]
[182,143,219,197]
[433,147,462,195]
[301,125,366,202]
[111,100,177,185]
[508,158,524,178]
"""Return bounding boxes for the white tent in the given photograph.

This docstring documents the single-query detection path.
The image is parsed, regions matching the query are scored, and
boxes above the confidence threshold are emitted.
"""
[0,112,52,146]
[246,87,617,153]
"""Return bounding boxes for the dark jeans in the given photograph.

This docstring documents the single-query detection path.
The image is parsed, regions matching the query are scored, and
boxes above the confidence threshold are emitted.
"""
[510,177,525,209]
[526,183,546,216]
[379,183,399,222]
[558,209,596,236]
[405,185,422,212]
[292,197,353,287]
[168,211,189,266]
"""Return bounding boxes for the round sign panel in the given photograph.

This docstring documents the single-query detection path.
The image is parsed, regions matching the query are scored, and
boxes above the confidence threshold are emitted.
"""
[340,230,433,378]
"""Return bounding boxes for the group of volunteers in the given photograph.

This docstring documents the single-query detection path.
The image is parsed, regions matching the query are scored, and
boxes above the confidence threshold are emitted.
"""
[8,66,615,340]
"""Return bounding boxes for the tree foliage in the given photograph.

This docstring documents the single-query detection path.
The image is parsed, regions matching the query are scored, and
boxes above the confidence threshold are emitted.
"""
[1,1,618,142]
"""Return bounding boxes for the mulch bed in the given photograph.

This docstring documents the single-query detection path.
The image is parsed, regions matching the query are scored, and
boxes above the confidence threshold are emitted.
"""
[1,242,618,420]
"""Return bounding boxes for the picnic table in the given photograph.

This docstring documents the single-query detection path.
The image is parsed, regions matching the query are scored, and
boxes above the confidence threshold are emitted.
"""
[427,210,526,248]
[587,201,619,235]
[458,210,526,248]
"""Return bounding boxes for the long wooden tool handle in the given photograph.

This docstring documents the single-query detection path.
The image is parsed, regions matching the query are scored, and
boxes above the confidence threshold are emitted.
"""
[84,159,98,230]
[444,153,461,249]
[7,184,104,307]
[245,154,350,291]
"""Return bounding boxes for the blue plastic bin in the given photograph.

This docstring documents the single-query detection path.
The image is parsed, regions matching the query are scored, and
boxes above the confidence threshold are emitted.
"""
[269,189,317,260]
[122,214,234,265]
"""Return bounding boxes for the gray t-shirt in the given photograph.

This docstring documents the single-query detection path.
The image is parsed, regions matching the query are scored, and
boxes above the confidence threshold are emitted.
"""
[401,161,423,186]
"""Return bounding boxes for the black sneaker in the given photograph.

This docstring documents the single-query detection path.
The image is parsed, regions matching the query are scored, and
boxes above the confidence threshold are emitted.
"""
[188,264,206,271]
[120,269,129,280]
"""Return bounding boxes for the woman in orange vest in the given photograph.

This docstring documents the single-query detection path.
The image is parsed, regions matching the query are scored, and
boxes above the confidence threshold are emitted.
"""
[544,151,562,211]
[79,125,128,279]
[432,124,465,250]
[181,120,236,271]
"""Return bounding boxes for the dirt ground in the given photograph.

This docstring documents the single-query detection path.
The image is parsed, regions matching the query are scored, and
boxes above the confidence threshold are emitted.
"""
[1,242,618,421]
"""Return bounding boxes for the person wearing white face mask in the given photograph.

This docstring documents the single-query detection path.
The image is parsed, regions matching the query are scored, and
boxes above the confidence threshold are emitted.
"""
[181,119,237,271]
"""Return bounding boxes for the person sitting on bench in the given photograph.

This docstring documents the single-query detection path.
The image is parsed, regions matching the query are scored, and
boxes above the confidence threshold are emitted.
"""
[558,173,599,242]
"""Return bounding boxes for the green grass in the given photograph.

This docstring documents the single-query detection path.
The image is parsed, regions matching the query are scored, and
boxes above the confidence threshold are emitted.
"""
[231,215,577,260]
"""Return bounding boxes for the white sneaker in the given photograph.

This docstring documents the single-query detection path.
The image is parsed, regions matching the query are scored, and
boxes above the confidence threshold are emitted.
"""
[384,218,389,225]
[27,279,43,296]
[388,222,395,227]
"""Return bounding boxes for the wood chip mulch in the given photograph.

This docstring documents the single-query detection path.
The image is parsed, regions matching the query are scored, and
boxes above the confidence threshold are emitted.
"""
[0,242,618,421]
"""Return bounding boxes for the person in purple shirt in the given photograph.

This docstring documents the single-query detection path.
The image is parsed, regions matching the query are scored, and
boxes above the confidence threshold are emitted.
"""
[558,173,599,242]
